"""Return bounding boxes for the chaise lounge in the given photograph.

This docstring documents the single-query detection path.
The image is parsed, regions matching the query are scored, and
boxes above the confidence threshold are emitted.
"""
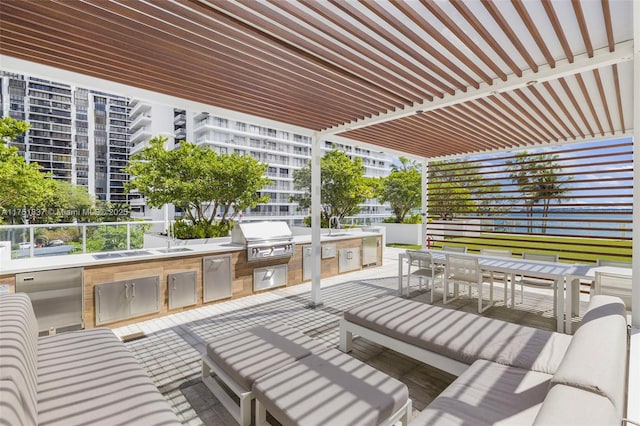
[202,322,412,426]
[0,293,180,426]
[340,294,629,425]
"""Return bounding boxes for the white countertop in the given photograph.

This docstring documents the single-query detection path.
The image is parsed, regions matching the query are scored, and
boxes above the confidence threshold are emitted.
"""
[0,232,380,275]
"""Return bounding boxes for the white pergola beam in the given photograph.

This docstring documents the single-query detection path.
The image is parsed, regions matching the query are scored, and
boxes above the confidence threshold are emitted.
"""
[320,41,634,138]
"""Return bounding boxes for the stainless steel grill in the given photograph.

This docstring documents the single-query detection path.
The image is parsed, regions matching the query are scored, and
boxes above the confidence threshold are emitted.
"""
[231,221,295,262]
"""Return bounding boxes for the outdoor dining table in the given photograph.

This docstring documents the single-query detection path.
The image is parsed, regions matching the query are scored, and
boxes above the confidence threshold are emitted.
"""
[397,249,614,334]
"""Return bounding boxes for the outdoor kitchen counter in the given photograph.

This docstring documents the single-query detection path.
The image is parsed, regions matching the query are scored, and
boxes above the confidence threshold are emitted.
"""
[0,231,380,275]
[0,231,382,330]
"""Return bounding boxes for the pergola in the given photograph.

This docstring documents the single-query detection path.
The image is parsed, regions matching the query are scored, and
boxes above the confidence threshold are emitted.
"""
[0,1,638,330]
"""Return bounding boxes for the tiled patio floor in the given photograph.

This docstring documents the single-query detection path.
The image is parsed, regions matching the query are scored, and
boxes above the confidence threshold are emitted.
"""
[113,247,589,425]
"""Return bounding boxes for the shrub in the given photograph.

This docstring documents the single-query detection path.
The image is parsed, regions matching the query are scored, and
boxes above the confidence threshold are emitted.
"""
[173,220,233,239]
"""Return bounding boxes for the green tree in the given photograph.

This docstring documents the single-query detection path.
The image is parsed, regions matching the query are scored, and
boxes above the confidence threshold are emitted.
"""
[507,152,571,234]
[377,157,421,223]
[0,117,57,223]
[291,149,374,223]
[83,225,146,252]
[125,136,270,236]
[26,181,95,224]
[428,161,477,220]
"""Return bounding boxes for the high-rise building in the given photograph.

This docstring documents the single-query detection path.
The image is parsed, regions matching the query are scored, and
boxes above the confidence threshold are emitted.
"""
[129,101,392,225]
[0,72,130,203]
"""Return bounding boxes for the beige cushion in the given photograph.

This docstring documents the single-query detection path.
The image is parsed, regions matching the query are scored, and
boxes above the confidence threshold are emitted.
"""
[549,295,627,418]
[207,323,326,391]
[411,359,551,426]
[37,328,180,426]
[533,384,618,425]
[345,296,571,374]
[253,348,409,426]
[0,293,39,426]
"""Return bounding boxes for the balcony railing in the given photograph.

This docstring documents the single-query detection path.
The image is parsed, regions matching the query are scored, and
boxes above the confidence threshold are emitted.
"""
[0,220,164,259]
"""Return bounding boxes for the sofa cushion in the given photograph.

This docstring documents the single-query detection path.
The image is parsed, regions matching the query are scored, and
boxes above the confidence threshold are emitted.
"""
[0,380,28,426]
[253,348,409,426]
[0,293,39,426]
[549,295,627,418]
[207,322,326,391]
[411,359,551,426]
[344,295,571,374]
[37,328,180,426]
[532,384,618,425]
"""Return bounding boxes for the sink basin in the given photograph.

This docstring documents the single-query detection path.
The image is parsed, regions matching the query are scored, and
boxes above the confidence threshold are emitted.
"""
[156,247,193,253]
[93,250,152,260]
[326,233,351,237]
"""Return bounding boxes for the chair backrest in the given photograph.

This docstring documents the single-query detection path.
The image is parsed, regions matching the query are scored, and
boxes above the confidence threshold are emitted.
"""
[406,250,433,268]
[446,254,480,283]
[480,248,512,258]
[442,245,467,253]
[594,271,632,309]
[596,259,632,269]
[522,252,558,263]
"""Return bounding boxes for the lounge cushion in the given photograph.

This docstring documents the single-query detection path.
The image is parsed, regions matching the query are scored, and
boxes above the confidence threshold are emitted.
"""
[410,359,551,426]
[253,348,409,426]
[344,295,571,374]
[207,323,326,391]
[0,380,28,426]
[0,293,39,426]
[549,295,627,418]
[37,328,180,426]
[532,384,618,425]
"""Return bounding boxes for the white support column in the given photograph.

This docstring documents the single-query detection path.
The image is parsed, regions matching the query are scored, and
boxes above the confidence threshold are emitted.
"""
[629,3,640,423]
[421,160,428,249]
[633,0,640,329]
[310,133,323,307]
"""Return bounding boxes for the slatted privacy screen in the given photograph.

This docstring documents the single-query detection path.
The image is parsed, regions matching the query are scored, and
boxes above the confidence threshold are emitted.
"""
[426,138,632,264]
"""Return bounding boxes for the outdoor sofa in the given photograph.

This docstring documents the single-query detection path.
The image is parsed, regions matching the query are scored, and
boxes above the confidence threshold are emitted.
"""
[202,322,412,426]
[0,293,180,426]
[340,294,629,425]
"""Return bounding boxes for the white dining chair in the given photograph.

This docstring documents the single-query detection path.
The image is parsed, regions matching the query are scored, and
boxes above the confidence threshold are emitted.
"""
[515,253,559,313]
[480,248,512,303]
[594,271,632,311]
[445,254,492,313]
[405,250,443,301]
[442,245,467,253]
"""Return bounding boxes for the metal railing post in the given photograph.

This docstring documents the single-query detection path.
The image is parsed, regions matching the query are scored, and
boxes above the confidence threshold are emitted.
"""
[126,223,131,250]
[82,225,87,253]
[29,226,35,258]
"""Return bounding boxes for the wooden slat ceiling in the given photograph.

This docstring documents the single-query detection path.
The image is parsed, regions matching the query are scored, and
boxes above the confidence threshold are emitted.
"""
[0,0,634,159]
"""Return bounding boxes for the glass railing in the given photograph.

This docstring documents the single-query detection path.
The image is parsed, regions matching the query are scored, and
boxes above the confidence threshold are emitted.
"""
[0,220,164,259]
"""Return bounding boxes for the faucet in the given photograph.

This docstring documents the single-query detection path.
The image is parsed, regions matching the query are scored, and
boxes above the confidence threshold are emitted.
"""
[329,216,340,235]
[166,222,173,250]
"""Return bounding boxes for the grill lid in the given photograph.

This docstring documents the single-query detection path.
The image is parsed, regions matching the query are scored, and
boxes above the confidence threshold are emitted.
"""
[231,221,293,244]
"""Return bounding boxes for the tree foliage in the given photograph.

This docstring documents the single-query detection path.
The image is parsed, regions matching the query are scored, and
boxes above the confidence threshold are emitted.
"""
[125,136,270,235]
[0,117,58,223]
[377,157,421,223]
[507,152,571,233]
[428,161,477,220]
[291,149,374,223]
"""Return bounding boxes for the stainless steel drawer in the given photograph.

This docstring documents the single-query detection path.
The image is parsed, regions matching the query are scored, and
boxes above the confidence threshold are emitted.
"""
[253,264,288,291]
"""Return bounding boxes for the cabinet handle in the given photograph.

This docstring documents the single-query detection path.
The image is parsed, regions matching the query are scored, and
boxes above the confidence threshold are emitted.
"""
[172,277,177,290]
[131,282,136,298]
[22,277,34,281]
[125,283,129,299]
